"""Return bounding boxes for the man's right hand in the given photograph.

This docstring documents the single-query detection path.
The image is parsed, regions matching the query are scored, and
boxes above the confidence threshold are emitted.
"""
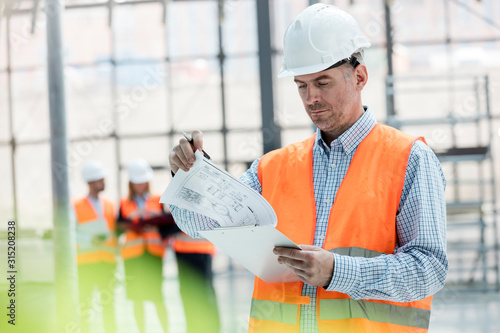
[169,130,204,174]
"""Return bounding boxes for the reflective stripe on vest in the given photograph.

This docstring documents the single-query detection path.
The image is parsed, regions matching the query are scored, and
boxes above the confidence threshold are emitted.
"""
[250,124,432,333]
[250,297,430,329]
[74,197,117,265]
[319,299,430,328]
[120,195,165,258]
[172,232,216,255]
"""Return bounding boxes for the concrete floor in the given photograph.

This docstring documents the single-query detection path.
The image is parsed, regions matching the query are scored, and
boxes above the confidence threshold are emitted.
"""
[1,239,500,333]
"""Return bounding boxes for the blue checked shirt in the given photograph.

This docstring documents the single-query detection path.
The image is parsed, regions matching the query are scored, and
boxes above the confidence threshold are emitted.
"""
[170,108,448,333]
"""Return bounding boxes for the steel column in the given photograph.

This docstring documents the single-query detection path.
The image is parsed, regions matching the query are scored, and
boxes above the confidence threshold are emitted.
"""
[46,0,79,329]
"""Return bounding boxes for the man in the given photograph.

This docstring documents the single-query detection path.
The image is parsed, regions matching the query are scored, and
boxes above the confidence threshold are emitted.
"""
[73,160,117,333]
[168,4,447,333]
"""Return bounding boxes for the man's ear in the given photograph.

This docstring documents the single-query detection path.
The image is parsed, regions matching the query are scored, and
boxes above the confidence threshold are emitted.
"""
[355,64,368,91]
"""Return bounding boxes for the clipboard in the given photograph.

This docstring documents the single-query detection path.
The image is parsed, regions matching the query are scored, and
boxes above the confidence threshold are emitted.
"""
[199,225,302,284]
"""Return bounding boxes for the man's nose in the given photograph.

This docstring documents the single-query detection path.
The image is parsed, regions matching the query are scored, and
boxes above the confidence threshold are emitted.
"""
[305,86,321,105]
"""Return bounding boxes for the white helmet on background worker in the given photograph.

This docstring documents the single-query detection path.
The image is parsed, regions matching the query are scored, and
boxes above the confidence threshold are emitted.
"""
[278,3,371,78]
[127,158,153,184]
[81,160,107,183]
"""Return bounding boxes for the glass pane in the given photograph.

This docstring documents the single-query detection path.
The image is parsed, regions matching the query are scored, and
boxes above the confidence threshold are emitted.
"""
[199,131,224,166]
[167,1,219,58]
[274,69,311,128]
[222,0,257,56]
[114,3,165,60]
[0,73,10,142]
[64,8,111,64]
[450,0,499,41]
[170,59,222,131]
[271,0,308,52]
[11,70,49,141]
[282,128,315,147]
[115,63,168,135]
[0,19,7,70]
[391,0,445,44]
[66,64,113,139]
[224,57,261,129]
[120,137,169,169]
[0,147,14,223]
[66,0,108,5]
[15,144,52,231]
[226,131,262,163]
[9,14,47,69]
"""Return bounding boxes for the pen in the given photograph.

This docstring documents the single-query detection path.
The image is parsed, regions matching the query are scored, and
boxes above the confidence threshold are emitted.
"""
[182,131,211,160]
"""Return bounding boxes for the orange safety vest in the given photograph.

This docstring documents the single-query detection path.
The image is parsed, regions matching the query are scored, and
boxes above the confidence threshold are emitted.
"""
[120,195,165,259]
[250,124,432,333]
[74,197,117,265]
[172,232,216,255]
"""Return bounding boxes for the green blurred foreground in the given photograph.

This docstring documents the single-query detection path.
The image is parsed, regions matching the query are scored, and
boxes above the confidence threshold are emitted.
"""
[1,238,500,333]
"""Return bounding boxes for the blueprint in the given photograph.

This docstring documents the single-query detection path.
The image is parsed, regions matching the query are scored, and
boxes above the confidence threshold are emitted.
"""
[160,150,277,227]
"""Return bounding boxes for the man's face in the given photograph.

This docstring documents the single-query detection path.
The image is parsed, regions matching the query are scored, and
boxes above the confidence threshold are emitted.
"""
[88,179,105,193]
[294,65,361,136]
[132,182,148,196]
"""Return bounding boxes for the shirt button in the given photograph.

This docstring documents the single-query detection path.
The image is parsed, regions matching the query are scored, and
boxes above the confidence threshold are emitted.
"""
[307,308,313,314]
[318,234,325,240]
[325,198,331,204]
[331,163,336,169]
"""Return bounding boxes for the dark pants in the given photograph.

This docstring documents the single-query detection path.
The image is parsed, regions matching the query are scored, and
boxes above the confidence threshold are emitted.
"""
[176,252,220,333]
[78,262,117,333]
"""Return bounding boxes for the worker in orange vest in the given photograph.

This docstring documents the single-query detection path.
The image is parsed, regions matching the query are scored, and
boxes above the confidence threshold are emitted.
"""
[118,158,176,333]
[172,226,220,332]
[73,160,117,333]
[167,4,448,333]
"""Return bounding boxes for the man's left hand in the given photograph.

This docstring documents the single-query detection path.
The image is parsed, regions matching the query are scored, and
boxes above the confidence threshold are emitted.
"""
[274,245,335,287]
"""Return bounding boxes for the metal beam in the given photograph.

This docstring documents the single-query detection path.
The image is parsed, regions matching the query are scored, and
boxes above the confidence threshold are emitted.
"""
[256,0,281,153]
[6,15,18,224]
[217,0,229,170]
[45,0,79,330]
[384,0,396,117]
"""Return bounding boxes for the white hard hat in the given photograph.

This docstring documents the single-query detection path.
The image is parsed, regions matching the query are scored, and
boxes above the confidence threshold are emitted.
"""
[278,4,371,78]
[81,160,107,182]
[127,158,153,184]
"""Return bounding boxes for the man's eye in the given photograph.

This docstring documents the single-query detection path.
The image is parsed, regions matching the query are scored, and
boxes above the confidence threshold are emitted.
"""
[298,84,306,89]
[318,82,329,86]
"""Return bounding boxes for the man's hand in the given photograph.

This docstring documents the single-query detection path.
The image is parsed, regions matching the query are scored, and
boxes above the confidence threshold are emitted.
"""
[169,130,204,174]
[274,245,335,287]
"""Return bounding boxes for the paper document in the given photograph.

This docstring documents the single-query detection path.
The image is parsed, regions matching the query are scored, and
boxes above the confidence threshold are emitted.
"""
[76,219,111,249]
[77,219,110,237]
[200,225,301,283]
[160,151,301,283]
[160,151,277,227]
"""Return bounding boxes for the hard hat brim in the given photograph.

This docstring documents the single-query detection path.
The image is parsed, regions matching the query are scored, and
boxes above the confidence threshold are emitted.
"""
[130,171,153,184]
[85,170,107,183]
[278,62,337,78]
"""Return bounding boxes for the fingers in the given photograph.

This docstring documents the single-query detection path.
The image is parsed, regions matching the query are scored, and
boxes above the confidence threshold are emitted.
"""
[275,245,335,287]
[277,256,311,270]
[298,244,322,251]
[274,246,305,259]
[191,130,203,152]
[169,130,204,173]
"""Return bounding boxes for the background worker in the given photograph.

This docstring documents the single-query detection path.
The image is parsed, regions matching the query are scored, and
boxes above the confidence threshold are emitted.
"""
[118,158,175,333]
[168,4,447,333]
[73,160,117,333]
[172,229,220,333]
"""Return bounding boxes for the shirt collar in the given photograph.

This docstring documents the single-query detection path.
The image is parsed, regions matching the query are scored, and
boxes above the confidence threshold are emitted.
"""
[133,192,150,202]
[314,106,377,155]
